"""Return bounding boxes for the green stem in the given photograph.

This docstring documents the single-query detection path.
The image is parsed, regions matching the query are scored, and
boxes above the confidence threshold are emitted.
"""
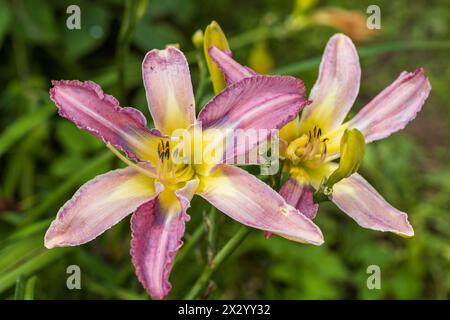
[116,0,143,101]
[174,223,205,267]
[184,226,251,300]
[195,52,209,108]
[206,207,218,263]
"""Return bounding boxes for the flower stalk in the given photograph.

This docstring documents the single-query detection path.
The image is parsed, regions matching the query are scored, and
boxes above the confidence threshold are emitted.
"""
[184,225,251,300]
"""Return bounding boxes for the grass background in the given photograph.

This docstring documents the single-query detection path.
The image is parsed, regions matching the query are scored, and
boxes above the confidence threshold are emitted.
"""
[0,0,449,299]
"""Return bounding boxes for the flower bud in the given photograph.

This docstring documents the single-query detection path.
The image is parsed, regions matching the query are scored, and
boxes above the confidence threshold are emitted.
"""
[192,29,204,48]
[326,128,365,188]
[203,21,230,94]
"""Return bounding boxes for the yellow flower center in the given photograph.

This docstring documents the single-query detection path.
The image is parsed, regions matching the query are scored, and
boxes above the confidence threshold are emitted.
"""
[154,139,195,185]
[285,126,328,168]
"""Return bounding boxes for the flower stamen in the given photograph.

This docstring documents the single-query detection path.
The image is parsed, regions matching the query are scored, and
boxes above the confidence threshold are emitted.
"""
[106,144,154,178]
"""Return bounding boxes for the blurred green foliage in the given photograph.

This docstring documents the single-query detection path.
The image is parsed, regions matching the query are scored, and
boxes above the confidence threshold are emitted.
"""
[0,0,449,299]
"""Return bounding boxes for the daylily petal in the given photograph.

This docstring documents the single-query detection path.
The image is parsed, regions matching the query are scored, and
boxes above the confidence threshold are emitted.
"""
[130,179,198,300]
[299,33,361,133]
[198,165,323,245]
[280,177,318,220]
[198,75,308,161]
[321,68,431,160]
[50,80,160,161]
[279,116,301,144]
[44,167,161,248]
[347,68,431,143]
[331,173,414,237]
[208,46,256,85]
[142,46,196,135]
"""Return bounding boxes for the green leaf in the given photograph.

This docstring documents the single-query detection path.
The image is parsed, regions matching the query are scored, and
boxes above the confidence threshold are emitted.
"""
[22,151,113,224]
[19,0,58,44]
[0,247,69,294]
[56,121,103,154]
[0,104,54,158]
[133,21,183,51]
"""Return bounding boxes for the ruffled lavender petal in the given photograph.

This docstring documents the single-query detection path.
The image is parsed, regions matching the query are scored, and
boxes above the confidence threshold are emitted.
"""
[198,75,308,161]
[50,80,158,161]
[130,179,198,300]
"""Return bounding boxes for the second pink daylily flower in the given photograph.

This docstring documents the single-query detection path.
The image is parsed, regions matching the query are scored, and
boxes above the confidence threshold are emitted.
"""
[209,33,431,237]
[44,47,323,299]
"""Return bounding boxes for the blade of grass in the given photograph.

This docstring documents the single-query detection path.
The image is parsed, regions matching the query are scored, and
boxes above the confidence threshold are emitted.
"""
[116,0,147,100]
[0,247,69,294]
[21,151,113,225]
[0,104,54,157]
[14,275,25,299]
[24,276,36,300]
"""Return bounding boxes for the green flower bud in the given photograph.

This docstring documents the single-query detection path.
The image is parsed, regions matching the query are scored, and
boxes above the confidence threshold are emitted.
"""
[326,128,365,188]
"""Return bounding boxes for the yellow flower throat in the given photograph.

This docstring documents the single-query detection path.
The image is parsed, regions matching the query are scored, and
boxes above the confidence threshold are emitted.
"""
[285,126,329,169]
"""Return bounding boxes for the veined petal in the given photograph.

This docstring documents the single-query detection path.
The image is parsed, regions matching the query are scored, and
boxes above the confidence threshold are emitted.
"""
[44,167,161,248]
[130,179,198,300]
[299,33,361,133]
[208,46,256,85]
[142,47,196,135]
[198,75,308,161]
[322,68,431,160]
[50,80,160,161]
[332,173,414,237]
[347,68,431,143]
[198,165,323,245]
[280,174,318,220]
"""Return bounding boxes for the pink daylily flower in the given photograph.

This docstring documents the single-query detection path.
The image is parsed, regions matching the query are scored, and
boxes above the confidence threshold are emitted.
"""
[44,47,324,299]
[208,33,431,237]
